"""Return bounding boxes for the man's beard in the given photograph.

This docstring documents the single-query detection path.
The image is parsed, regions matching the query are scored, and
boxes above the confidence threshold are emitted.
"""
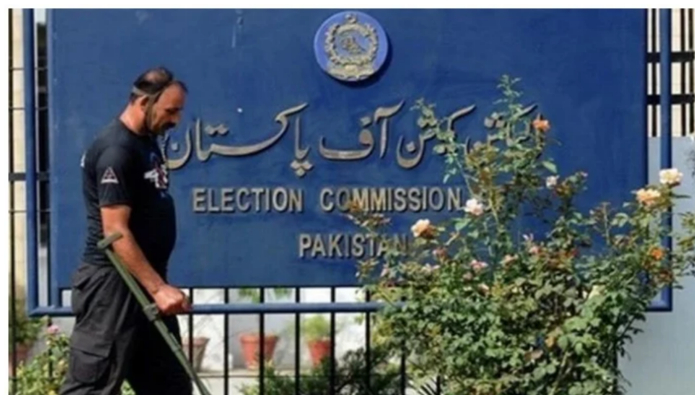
[150,121,175,136]
[145,106,174,136]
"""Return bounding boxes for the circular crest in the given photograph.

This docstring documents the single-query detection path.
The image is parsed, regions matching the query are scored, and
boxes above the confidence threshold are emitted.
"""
[314,11,389,82]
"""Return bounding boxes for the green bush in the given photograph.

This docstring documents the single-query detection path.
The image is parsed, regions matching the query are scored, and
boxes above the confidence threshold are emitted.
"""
[239,345,403,395]
[10,325,135,395]
[349,76,695,395]
[8,296,43,350]
[237,288,292,303]
[11,325,69,395]
[302,315,331,341]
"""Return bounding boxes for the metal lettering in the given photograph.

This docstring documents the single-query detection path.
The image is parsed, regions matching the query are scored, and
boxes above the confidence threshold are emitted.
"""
[377,239,389,257]
[319,118,375,161]
[288,189,303,213]
[351,188,369,210]
[320,188,334,212]
[192,188,207,212]
[299,234,312,258]
[221,188,235,212]
[329,234,343,258]
[312,234,327,258]
[352,235,366,258]
[207,188,221,213]
[272,188,288,212]
[196,104,307,162]
[373,101,404,158]
[237,188,251,212]
[447,187,463,211]
[408,188,422,212]
[429,187,445,211]
[370,188,387,211]
[336,188,350,212]
[251,188,264,212]
[394,188,407,212]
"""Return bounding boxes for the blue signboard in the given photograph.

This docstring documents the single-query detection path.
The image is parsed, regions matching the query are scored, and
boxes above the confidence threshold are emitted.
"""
[49,9,646,290]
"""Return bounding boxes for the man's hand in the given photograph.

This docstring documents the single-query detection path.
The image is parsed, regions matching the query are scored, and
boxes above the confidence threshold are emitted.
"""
[101,205,191,315]
[152,284,191,315]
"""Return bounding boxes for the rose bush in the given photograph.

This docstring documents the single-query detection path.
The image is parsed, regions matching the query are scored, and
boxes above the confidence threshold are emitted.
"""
[349,76,694,395]
[10,324,135,395]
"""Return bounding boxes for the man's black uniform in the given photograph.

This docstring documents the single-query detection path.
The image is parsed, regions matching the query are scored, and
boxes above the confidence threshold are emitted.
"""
[60,119,192,395]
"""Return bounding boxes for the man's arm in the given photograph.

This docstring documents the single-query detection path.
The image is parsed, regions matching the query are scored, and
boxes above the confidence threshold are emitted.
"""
[101,205,190,314]
[95,146,190,315]
[101,205,165,295]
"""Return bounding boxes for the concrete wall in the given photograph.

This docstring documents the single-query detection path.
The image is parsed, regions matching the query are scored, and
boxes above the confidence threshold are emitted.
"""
[617,136,695,395]
[10,9,27,298]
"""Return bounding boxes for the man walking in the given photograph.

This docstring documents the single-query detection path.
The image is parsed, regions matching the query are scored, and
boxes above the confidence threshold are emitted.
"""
[60,67,193,395]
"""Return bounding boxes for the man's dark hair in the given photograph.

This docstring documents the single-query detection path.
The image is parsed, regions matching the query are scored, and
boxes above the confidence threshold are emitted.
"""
[129,66,188,103]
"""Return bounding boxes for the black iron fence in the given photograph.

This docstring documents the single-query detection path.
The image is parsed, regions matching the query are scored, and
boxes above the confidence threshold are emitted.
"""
[8,8,694,395]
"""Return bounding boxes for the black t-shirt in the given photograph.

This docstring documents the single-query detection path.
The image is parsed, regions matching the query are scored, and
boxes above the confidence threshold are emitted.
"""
[81,119,176,276]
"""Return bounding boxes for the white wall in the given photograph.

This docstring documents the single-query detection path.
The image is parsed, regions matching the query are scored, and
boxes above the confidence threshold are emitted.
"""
[617,136,695,395]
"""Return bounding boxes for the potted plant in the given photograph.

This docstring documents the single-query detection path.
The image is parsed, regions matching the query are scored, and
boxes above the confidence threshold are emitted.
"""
[237,288,292,370]
[302,315,332,367]
[181,336,210,372]
[8,296,43,375]
[179,310,213,372]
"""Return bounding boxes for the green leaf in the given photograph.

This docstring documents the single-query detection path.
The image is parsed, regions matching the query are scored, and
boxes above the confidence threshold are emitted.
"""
[455,219,469,232]
[533,367,546,380]
[543,161,558,174]
[569,386,583,395]
[557,335,569,349]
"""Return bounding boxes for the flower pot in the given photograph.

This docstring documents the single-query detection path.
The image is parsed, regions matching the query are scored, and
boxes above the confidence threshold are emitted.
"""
[307,339,331,367]
[239,333,279,370]
[181,336,209,371]
[8,343,31,376]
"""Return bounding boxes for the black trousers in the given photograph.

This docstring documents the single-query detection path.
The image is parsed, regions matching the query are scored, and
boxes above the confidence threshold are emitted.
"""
[59,264,193,395]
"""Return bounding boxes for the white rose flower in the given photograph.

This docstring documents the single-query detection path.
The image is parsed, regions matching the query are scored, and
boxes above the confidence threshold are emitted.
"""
[464,198,484,216]
[636,188,662,206]
[411,219,432,238]
[587,285,603,300]
[502,255,518,266]
[470,260,488,272]
[422,264,439,273]
[546,175,559,189]
[659,168,683,187]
